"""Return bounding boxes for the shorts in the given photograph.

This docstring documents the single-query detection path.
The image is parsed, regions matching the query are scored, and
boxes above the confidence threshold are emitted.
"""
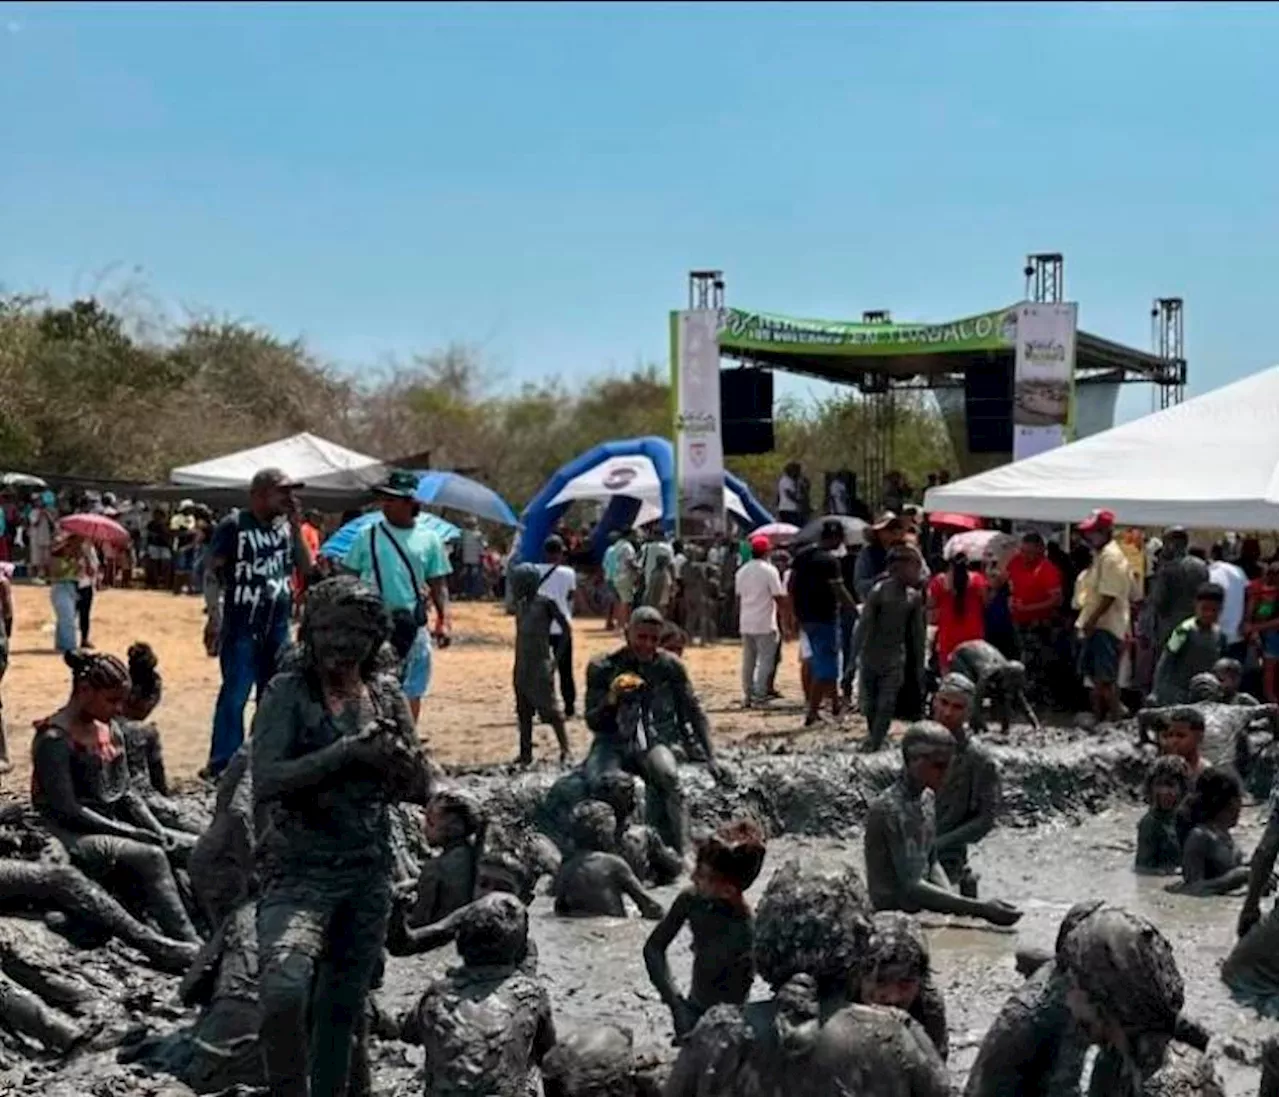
[1078,629,1121,686]
[801,621,840,684]
[402,627,432,700]
[1263,629,1280,661]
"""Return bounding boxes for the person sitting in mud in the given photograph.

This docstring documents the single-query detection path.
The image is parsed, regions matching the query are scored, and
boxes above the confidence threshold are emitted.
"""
[864,722,1023,927]
[509,562,572,767]
[400,893,557,1097]
[1172,766,1250,896]
[541,1024,663,1097]
[1213,656,1260,705]
[852,911,949,1062]
[1186,671,1225,703]
[585,607,728,854]
[1059,905,1224,1096]
[1152,582,1227,706]
[30,649,201,944]
[930,673,1002,899]
[1223,785,1278,1015]
[188,744,255,930]
[590,769,682,887]
[1136,755,1192,875]
[948,638,1039,734]
[407,788,487,928]
[553,800,664,920]
[858,545,927,752]
[1139,695,1279,802]
[644,818,767,1041]
[1150,705,1210,780]
[665,859,951,1097]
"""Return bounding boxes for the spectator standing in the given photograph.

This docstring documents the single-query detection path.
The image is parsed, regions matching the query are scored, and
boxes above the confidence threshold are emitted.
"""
[74,535,99,648]
[48,526,80,653]
[612,530,639,629]
[1004,532,1063,700]
[854,513,904,601]
[926,552,989,674]
[637,529,676,614]
[459,518,486,600]
[27,496,56,582]
[735,535,786,707]
[292,510,323,618]
[790,519,856,726]
[776,462,804,527]
[537,536,578,719]
[342,469,452,724]
[203,468,313,778]
[1073,509,1131,723]
[144,508,172,590]
[1244,559,1280,703]
[1208,544,1248,661]
[601,531,625,631]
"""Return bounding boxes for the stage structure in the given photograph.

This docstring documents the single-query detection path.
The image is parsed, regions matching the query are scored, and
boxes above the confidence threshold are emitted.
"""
[676,256,1188,501]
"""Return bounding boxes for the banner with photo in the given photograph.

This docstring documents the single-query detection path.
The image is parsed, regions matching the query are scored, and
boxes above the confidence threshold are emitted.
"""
[670,309,725,538]
[1012,302,1078,462]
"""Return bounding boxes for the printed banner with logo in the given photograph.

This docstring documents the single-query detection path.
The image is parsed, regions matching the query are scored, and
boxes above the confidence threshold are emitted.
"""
[671,309,725,538]
[1012,301,1078,462]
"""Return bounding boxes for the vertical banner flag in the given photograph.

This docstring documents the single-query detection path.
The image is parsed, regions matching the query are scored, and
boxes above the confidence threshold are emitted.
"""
[1012,302,1078,462]
[671,309,725,539]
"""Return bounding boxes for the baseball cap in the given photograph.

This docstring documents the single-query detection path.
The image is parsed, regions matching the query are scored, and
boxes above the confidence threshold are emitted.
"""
[870,511,901,532]
[1078,508,1115,533]
[250,467,305,492]
[750,535,771,554]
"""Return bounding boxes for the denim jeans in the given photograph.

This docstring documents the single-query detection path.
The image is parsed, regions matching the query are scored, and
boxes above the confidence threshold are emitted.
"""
[209,623,289,774]
[741,632,780,702]
[51,581,79,653]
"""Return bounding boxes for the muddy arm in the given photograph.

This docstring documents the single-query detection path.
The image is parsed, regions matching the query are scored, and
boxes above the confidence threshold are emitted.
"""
[1239,803,1280,934]
[250,680,359,801]
[673,662,719,771]
[614,858,664,920]
[935,758,1001,854]
[643,890,691,1009]
[144,730,170,797]
[1178,831,1251,896]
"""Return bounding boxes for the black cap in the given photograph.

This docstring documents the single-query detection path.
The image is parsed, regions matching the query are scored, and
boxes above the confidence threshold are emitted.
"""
[820,519,845,543]
[250,467,305,492]
[543,535,566,555]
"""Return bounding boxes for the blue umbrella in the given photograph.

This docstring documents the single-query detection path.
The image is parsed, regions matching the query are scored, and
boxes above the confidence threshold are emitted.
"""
[412,470,518,526]
[320,510,460,560]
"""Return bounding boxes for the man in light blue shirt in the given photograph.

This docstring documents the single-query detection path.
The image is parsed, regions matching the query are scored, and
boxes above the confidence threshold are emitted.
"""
[343,469,452,720]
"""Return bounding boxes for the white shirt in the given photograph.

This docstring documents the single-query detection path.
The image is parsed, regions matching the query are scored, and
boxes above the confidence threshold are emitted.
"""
[735,558,785,635]
[1208,559,1247,643]
[536,563,576,636]
[777,474,799,512]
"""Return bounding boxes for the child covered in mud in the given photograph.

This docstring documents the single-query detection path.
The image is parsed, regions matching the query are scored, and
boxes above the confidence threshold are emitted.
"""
[644,819,767,1041]
[1173,766,1250,896]
[1136,755,1192,875]
[407,789,487,928]
[852,911,949,1062]
[553,800,664,919]
[509,562,572,767]
[591,770,683,886]
[1152,582,1227,705]
[1157,706,1209,780]
[1213,656,1260,705]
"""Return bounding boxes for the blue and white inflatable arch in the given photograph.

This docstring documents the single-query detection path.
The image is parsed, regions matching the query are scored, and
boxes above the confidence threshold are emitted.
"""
[517,436,773,563]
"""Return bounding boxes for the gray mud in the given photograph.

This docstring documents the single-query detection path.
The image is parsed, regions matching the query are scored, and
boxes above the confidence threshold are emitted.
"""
[0,725,1271,1097]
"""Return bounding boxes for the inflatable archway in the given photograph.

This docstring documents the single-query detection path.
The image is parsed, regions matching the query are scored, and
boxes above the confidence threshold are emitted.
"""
[517,436,773,563]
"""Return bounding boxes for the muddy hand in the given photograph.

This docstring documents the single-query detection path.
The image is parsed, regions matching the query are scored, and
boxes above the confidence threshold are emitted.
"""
[983,900,1023,927]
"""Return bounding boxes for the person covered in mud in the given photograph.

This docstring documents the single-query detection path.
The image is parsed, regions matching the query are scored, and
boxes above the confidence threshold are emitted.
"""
[1135,755,1192,875]
[1222,785,1278,1015]
[858,545,927,752]
[1145,526,1211,662]
[863,722,1023,927]
[509,561,572,767]
[1213,656,1260,705]
[584,607,727,855]
[1149,705,1210,780]
[931,673,1002,898]
[644,818,767,1041]
[30,649,201,944]
[948,639,1038,733]
[188,744,255,929]
[553,800,664,919]
[252,576,434,1097]
[1173,766,1250,896]
[1152,582,1227,705]
[541,1024,662,1097]
[665,859,950,1097]
[400,893,557,1096]
[852,911,949,1062]
[591,769,683,887]
[1059,904,1224,1096]
[407,788,487,928]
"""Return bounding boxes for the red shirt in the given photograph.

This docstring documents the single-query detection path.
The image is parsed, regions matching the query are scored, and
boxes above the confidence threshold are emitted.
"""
[928,570,989,671]
[1006,554,1063,626]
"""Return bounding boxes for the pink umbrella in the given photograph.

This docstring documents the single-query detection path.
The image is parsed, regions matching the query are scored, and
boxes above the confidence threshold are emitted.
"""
[929,512,982,531]
[751,521,800,545]
[59,513,131,549]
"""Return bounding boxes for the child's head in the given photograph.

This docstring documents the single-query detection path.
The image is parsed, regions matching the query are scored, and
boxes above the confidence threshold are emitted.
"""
[123,642,163,721]
[857,912,928,1011]
[1212,657,1243,697]
[887,545,921,587]
[1193,582,1224,628]
[659,622,689,657]
[900,722,955,791]
[475,848,532,904]
[1158,707,1205,764]
[570,800,617,853]
[456,893,528,968]
[1144,755,1191,813]
[424,789,483,847]
[1187,766,1244,831]
[589,771,638,829]
[692,819,767,901]
[1186,673,1224,703]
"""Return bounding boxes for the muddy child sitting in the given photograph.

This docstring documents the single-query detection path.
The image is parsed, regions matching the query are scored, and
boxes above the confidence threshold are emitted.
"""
[554,800,664,919]
[1136,756,1192,875]
[1173,766,1250,896]
[401,893,557,1097]
[408,789,487,928]
[852,911,949,1062]
[644,819,767,1041]
[591,770,683,887]
[1156,706,1209,781]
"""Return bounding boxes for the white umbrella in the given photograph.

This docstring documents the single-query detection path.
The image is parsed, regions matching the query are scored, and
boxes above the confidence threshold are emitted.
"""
[1,472,47,489]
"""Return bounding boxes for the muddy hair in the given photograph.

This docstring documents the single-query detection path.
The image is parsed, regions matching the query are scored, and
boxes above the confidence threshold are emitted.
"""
[126,642,162,707]
[64,648,129,692]
[298,576,392,685]
[571,800,617,853]
[428,789,488,897]
[1180,766,1243,830]
[695,818,767,892]
[1166,706,1206,733]
[588,771,638,825]
[858,912,929,984]
[1143,755,1191,805]
[456,893,528,968]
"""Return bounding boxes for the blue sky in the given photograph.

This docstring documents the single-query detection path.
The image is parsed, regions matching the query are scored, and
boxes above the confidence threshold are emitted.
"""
[1,2,1275,423]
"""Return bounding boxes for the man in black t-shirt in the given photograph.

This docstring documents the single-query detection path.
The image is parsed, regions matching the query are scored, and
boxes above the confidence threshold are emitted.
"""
[789,520,856,726]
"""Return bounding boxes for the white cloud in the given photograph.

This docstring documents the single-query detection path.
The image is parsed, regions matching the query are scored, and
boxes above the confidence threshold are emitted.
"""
[5,21,21,35]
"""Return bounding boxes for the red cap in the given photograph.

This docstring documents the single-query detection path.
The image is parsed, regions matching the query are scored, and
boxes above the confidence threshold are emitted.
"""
[750,535,771,554]
[1078,508,1116,533]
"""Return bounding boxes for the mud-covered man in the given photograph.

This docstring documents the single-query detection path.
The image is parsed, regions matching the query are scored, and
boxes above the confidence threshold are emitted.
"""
[864,722,1022,928]
[252,577,433,1097]
[584,607,727,853]
[858,546,927,752]
[930,673,1003,899]
[948,639,1038,733]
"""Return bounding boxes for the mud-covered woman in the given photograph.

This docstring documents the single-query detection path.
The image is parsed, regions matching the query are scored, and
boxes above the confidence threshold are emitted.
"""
[251,576,433,1097]
[30,649,200,944]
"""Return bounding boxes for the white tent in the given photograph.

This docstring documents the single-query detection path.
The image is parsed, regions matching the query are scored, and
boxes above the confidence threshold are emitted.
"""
[924,367,1280,529]
[170,432,386,494]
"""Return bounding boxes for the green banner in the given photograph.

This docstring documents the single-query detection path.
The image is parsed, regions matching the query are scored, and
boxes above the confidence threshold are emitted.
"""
[718,305,1019,357]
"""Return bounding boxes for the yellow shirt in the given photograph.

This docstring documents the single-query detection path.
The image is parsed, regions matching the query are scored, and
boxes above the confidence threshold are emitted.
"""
[1074,539,1132,640]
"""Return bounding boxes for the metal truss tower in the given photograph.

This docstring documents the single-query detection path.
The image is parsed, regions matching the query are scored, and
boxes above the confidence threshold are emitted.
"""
[1150,297,1187,410]
[1023,253,1064,303]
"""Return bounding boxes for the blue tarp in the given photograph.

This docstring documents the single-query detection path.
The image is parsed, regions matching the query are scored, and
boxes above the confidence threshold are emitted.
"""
[319,510,460,559]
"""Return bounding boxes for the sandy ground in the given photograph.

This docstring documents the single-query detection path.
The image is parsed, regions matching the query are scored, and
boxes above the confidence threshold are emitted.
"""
[2,585,858,792]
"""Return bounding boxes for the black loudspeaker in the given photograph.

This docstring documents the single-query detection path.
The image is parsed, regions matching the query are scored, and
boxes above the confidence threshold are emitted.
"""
[963,360,1014,455]
[721,367,774,455]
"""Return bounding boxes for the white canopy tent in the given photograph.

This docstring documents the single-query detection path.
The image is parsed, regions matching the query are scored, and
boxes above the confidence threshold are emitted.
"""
[170,433,386,494]
[924,367,1280,530]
